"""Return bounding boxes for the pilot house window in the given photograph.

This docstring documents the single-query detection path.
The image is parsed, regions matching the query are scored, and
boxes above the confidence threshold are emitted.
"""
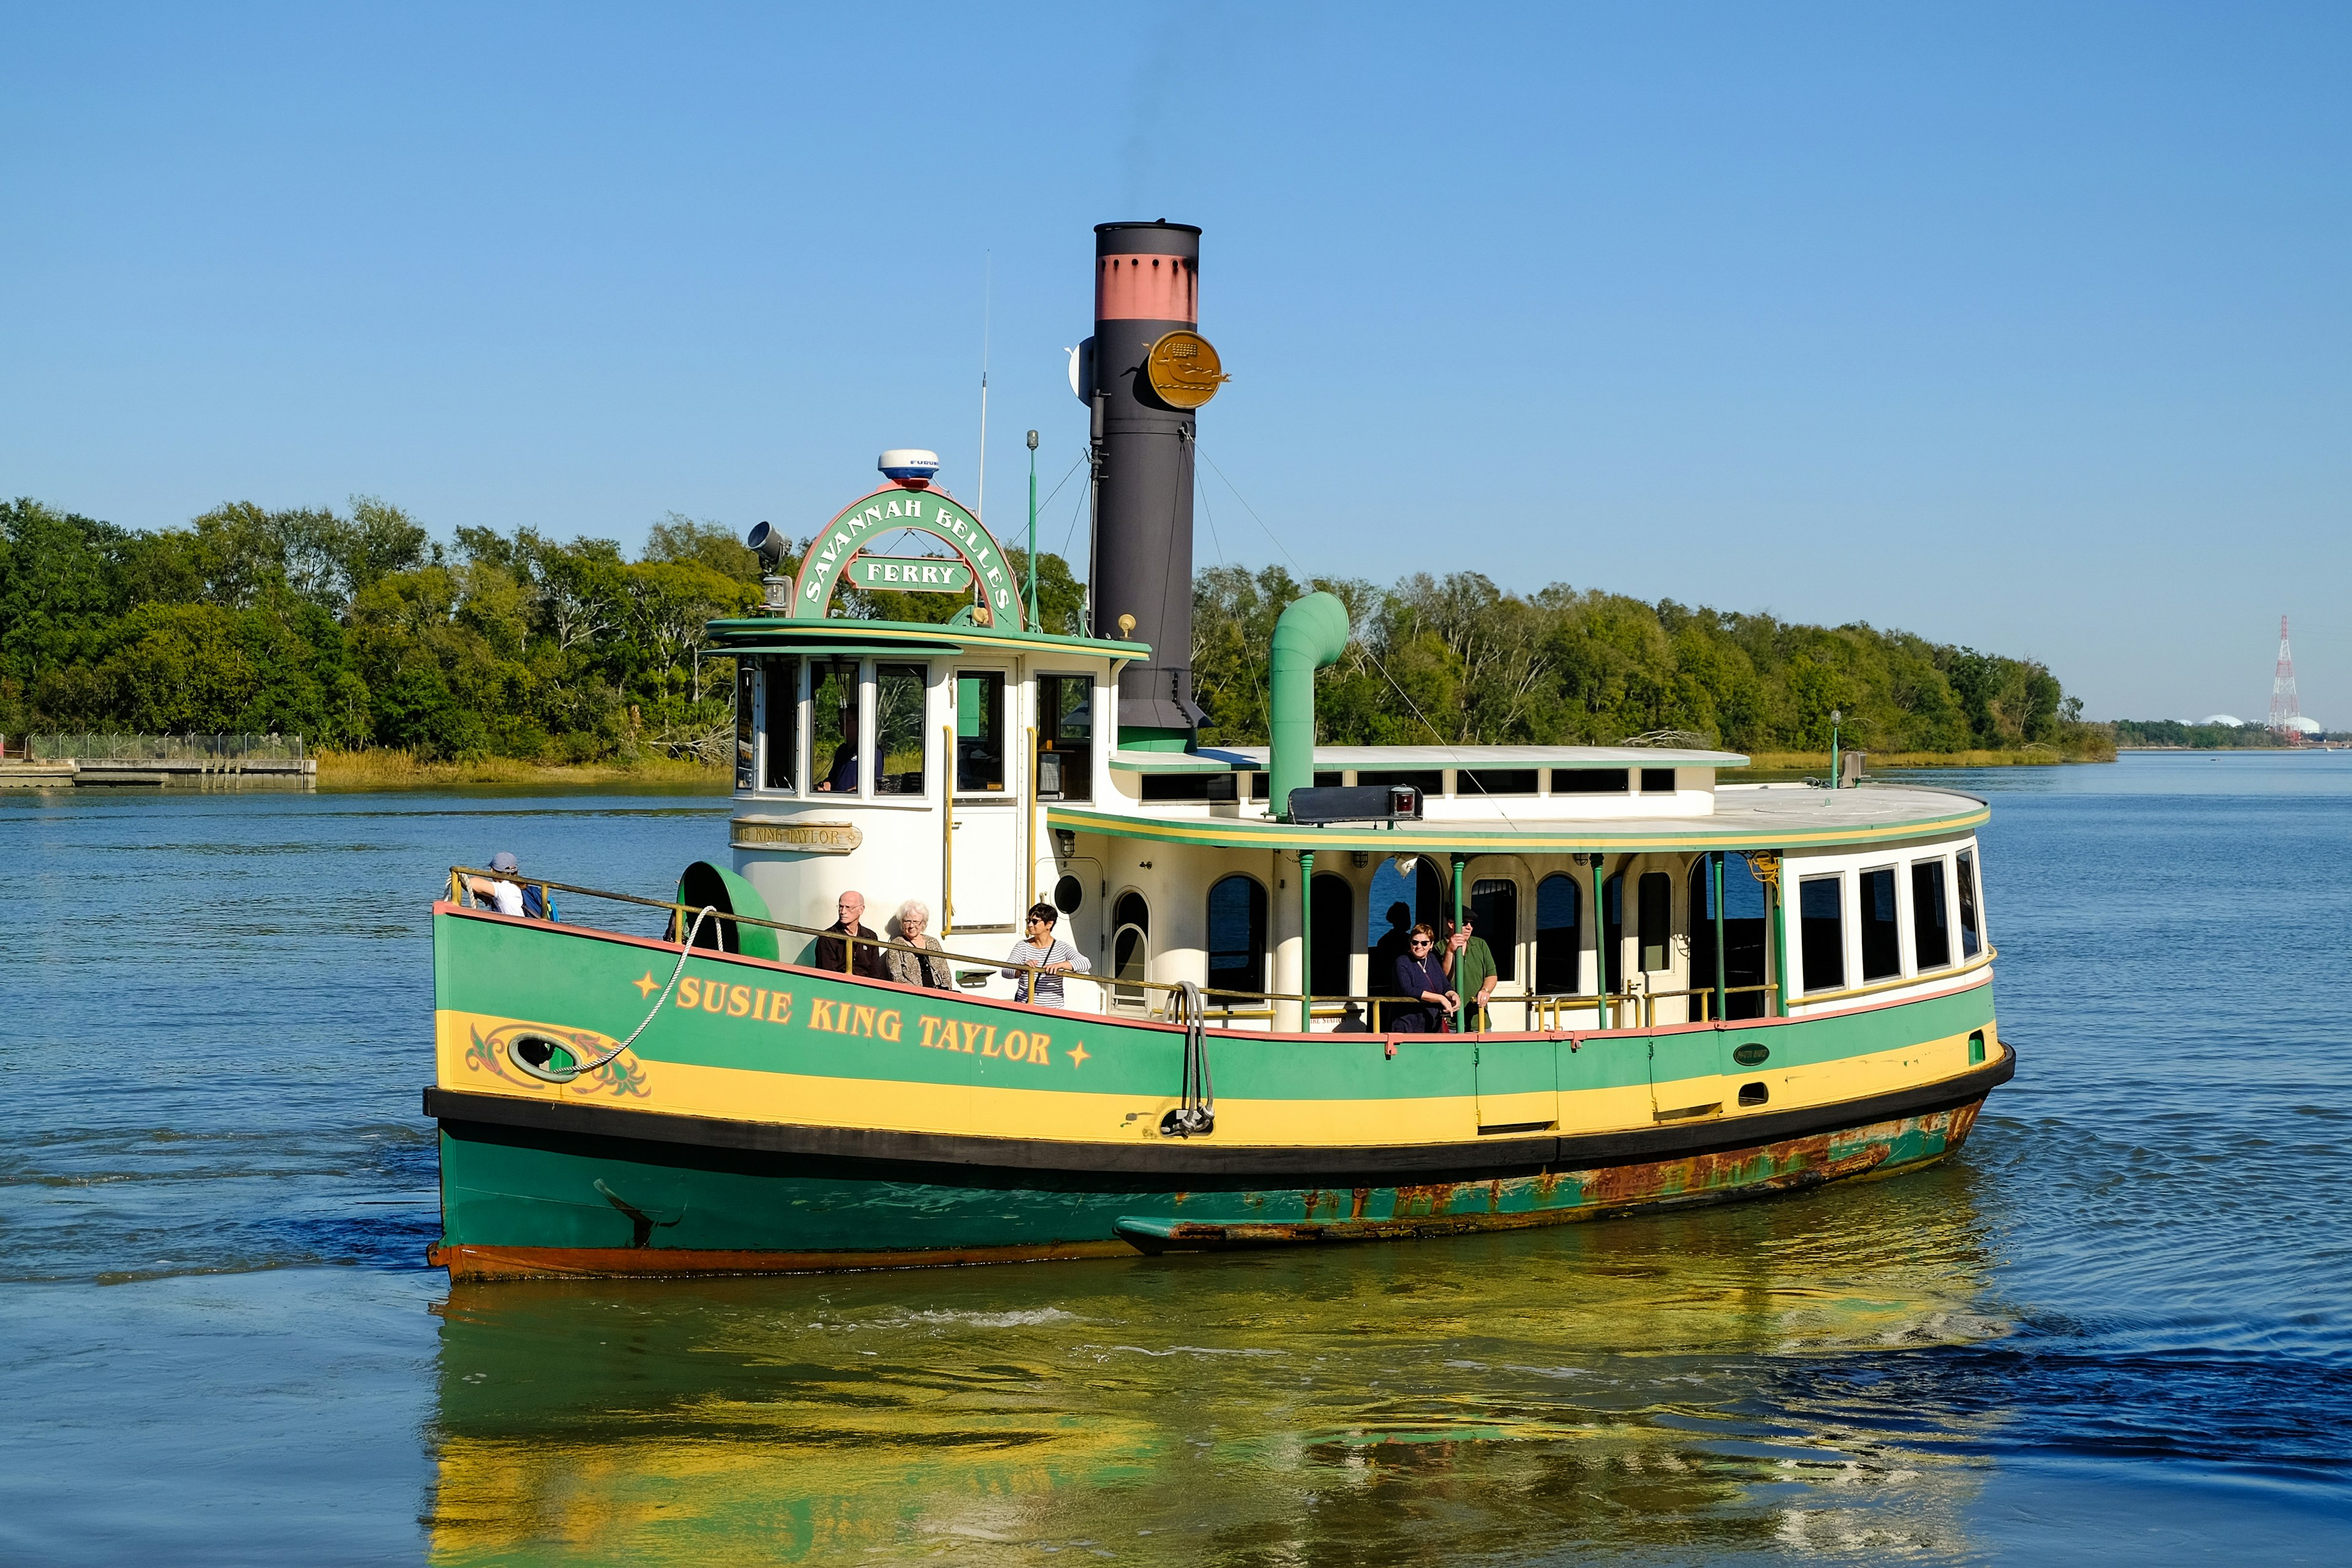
[873,664,926,795]
[955,672,1006,793]
[761,657,797,791]
[1912,859,1951,970]
[1036,674,1093,802]
[810,658,860,794]
[1637,871,1672,973]
[1956,848,1983,959]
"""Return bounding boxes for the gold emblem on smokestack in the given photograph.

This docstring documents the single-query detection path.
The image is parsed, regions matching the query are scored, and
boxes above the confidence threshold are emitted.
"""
[1144,330,1229,409]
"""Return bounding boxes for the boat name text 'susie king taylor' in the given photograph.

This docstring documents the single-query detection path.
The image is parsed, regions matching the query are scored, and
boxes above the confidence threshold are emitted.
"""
[424,219,2014,1278]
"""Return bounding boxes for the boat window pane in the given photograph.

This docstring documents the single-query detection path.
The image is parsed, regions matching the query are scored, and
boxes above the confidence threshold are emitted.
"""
[811,658,859,794]
[1534,873,1581,994]
[1458,769,1538,796]
[1912,859,1951,970]
[763,657,796,792]
[734,658,756,791]
[1368,857,1442,995]
[1310,873,1352,996]
[1637,871,1671,972]
[1860,867,1901,981]
[1469,878,1518,982]
[873,665,926,796]
[1035,675,1093,802]
[1552,769,1629,794]
[1800,874,1845,993]
[1956,849,1982,959]
[954,671,1006,793]
[1356,769,1443,794]
[1638,768,1675,794]
[1206,875,1267,1000]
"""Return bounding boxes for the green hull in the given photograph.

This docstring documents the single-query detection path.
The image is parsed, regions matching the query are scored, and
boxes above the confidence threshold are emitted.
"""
[427,907,2009,1278]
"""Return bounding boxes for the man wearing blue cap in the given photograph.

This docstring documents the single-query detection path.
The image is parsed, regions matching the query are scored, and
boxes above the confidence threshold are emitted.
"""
[466,851,526,917]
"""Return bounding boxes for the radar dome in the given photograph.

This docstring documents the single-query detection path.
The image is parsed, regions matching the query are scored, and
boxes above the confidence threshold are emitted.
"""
[878,450,940,488]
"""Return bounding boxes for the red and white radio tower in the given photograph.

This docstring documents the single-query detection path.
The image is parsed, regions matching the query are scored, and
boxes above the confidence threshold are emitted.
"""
[2268,615,2304,742]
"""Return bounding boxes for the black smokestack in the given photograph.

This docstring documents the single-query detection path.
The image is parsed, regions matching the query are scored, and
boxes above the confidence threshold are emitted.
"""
[1087,220,1205,744]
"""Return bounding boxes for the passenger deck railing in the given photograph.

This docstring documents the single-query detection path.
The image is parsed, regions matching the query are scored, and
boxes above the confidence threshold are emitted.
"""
[443,867,1787,1035]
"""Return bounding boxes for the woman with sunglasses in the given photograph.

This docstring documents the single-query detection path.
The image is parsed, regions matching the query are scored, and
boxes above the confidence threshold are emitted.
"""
[1389,923,1460,1033]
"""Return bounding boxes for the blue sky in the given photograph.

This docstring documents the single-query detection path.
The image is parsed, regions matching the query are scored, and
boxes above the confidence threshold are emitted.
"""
[4,3,2348,722]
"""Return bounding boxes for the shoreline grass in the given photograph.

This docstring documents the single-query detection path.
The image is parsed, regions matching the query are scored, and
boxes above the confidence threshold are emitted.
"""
[314,748,729,790]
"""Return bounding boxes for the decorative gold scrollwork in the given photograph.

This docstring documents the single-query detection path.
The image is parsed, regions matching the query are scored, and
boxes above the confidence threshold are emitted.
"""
[1740,850,1782,889]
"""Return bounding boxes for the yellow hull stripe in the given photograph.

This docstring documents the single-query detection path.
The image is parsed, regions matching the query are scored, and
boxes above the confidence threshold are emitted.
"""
[436,1009,1993,1151]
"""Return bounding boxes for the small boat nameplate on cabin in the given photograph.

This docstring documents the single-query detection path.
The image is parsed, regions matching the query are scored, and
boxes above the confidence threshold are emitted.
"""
[729,818,863,854]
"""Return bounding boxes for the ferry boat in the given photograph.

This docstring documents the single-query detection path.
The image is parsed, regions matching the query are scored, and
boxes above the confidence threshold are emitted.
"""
[424,221,2014,1279]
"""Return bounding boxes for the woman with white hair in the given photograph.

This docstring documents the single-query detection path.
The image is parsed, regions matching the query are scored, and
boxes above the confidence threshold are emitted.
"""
[884,900,955,990]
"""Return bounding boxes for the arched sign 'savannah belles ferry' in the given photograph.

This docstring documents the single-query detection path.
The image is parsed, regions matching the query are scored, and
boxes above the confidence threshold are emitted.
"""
[424,221,2013,1278]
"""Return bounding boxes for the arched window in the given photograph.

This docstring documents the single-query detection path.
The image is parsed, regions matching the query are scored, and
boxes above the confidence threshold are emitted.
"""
[1535,873,1581,995]
[1469,877,1518,982]
[1205,875,1268,1000]
[1367,856,1442,996]
[1112,891,1150,1013]
[1310,873,1353,997]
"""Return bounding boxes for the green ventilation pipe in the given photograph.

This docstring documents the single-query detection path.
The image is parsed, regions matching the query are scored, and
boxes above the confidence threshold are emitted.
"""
[1268,591,1352,821]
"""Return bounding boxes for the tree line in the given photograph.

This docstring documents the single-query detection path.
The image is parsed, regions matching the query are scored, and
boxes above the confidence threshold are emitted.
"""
[2,495,2103,762]
[1193,564,2108,757]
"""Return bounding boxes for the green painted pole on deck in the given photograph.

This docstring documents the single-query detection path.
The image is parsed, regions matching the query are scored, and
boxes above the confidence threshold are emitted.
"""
[1829,707,1842,790]
[1452,856,1466,1031]
[1590,853,1608,1029]
[1023,431,1040,630]
[1298,849,1314,1034]
[1712,850,1728,1020]
[1770,856,1791,1017]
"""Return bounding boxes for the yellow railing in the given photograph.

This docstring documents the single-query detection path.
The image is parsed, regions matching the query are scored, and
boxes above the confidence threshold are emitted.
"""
[445,869,1801,1035]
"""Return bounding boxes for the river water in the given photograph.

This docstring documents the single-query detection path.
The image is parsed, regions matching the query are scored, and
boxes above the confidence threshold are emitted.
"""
[2,753,2347,1564]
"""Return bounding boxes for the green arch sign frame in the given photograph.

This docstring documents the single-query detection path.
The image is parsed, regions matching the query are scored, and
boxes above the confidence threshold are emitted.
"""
[789,486,1023,628]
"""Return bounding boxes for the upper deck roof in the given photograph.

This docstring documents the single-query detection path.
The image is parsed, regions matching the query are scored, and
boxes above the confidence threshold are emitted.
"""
[706,616,1148,660]
[1110,743,1747,773]
[1052,781,1989,854]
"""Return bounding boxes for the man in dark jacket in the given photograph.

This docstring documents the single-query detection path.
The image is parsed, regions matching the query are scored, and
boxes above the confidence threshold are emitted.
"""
[813,890,886,979]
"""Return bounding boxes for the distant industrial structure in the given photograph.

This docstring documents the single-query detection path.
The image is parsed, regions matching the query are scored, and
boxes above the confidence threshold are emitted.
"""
[2267,616,2321,742]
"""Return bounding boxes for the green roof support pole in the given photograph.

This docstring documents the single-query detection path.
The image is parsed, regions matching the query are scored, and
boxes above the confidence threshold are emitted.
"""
[1765,853,1790,1017]
[1711,850,1728,1022]
[1267,591,1351,820]
[1589,853,1609,1030]
[1298,849,1315,1034]
[1024,430,1040,631]
[1829,706,1842,790]
[1451,854,1466,1032]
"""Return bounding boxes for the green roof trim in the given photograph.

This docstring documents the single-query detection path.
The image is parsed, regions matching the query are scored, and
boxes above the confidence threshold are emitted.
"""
[706,616,1149,660]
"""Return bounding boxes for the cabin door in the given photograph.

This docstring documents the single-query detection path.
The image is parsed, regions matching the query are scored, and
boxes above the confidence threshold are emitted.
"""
[948,805,1020,931]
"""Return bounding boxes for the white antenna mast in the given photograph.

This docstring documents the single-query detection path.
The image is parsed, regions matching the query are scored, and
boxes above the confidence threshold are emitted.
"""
[976,252,991,520]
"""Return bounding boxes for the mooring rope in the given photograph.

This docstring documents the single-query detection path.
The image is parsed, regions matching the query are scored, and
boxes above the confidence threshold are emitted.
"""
[1159,980,1216,1137]
[510,905,717,1085]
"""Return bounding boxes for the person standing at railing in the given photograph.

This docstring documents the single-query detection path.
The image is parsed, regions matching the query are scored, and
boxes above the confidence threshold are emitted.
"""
[1441,915,1498,1033]
[1003,903,1090,1007]
[814,891,886,979]
[1390,925,1459,1033]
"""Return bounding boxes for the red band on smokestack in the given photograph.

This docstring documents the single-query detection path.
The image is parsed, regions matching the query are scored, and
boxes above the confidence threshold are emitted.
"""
[1095,255,1198,323]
